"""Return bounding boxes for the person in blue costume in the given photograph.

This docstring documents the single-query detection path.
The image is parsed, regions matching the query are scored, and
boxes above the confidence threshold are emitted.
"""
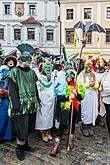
[0,65,12,142]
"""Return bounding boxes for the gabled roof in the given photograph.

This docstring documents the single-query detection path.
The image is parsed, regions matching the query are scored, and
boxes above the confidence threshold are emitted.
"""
[21,16,42,25]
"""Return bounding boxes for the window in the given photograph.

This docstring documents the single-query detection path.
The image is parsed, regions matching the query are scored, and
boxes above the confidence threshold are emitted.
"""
[83,30,92,44]
[0,29,4,40]
[29,5,36,15]
[4,4,10,15]
[66,9,74,20]
[27,28,35,40]
[14,29,21,40]
[46,29,53,41]
[66,29,74,43]
[107,7,110,19]
[86,31,92,44]
[106,28,110,43]
[84,8,92,19]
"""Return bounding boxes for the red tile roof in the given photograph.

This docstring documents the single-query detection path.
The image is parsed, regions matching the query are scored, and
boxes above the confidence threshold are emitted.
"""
[21,16,42,25]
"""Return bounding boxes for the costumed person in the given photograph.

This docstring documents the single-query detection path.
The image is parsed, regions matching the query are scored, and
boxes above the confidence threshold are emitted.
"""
[0,65,13,141]
[78,60,99,137]
[0,56,4,66]
[53,61,67,130]
[100,63,110,137]
[92,56,100,72]
[3,55,17,70]
[7,51,40,161]
[49,69,85,156]
[35,59,55,142]
[96,58,106,126]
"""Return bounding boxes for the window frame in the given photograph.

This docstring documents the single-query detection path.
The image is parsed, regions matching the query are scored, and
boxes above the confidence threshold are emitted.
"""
[84,8,92,19]
[46,29,54,42]
[14,29,21,41]
[0,28,4,40]
[29,4,36,15]
[4,4,10,15]
[65,28,74,44]
[105,28,110,44]
[27,28,35,40]
[66,9,74,20]
[106,7,110,19]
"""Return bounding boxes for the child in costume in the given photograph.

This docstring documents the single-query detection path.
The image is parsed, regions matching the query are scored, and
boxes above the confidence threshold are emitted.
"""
[49,69,85,156]
[78,60,99,137]
[0,65,13,141]
[7,51,40,161]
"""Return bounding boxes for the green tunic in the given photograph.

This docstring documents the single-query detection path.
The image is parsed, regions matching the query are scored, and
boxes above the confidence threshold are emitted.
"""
[7,67,39,117]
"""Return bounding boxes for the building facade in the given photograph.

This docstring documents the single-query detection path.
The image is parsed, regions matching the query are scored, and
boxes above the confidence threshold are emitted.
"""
[59,0,110,57]
[0,0,59,55]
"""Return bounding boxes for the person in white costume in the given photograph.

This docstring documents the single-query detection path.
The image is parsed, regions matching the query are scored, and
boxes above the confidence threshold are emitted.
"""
[100,64,110,137]
[96,59,106,126]
[78,60,99,137]
[35,60,55,142]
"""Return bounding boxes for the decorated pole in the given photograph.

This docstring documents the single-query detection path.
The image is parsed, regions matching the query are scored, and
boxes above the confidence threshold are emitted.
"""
[67,39,86,151]
[67,21,91,150]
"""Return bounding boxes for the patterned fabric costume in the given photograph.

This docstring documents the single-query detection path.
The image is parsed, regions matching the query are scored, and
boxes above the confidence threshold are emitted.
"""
[7,51,40,161]
[8,66,39,117]
[49,69,85,156]
[0,65,12,141]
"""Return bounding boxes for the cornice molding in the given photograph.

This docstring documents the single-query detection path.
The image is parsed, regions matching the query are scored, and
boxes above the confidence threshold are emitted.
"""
[59,0,109,4]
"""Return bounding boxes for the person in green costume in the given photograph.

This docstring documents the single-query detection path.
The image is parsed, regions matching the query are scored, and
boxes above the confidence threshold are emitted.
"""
[7,51,40,161]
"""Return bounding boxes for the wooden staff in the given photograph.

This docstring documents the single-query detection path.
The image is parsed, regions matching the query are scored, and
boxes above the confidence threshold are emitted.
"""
[67,38,86,151]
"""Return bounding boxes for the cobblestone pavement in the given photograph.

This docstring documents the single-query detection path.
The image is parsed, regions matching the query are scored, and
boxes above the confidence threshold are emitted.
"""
[0,123,110,165]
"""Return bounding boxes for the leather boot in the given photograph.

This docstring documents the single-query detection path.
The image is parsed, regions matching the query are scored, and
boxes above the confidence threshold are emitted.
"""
[47,130,53,141]
[23,140,34,152]
[42,131,48,142]
[82,124,89,137]
[68,134,75,150]
[16,144,24,161]
[88,124,94,136]
[49,137,61,156]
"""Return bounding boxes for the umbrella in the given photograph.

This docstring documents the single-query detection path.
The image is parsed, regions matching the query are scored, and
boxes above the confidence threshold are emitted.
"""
[73,21,85,31]
[89,23,106,33]
[17,43,36,55]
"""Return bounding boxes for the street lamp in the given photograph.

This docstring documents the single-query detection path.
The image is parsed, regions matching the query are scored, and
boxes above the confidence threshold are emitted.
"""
[58,0,62,55]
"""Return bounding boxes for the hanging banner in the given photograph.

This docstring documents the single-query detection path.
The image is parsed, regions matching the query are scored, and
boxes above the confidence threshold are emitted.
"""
[74,31,78,50]
[15,3,24,17]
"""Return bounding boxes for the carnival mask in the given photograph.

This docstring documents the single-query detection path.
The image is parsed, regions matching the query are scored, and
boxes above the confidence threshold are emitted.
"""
[7,60,15,68]
[66,70,75,83]
[0,65,9,80]
[42,61,52,81]
[85,62,93,73]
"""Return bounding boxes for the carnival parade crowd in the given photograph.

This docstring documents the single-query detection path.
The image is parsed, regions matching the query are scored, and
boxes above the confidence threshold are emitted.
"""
[0,47,110,161]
